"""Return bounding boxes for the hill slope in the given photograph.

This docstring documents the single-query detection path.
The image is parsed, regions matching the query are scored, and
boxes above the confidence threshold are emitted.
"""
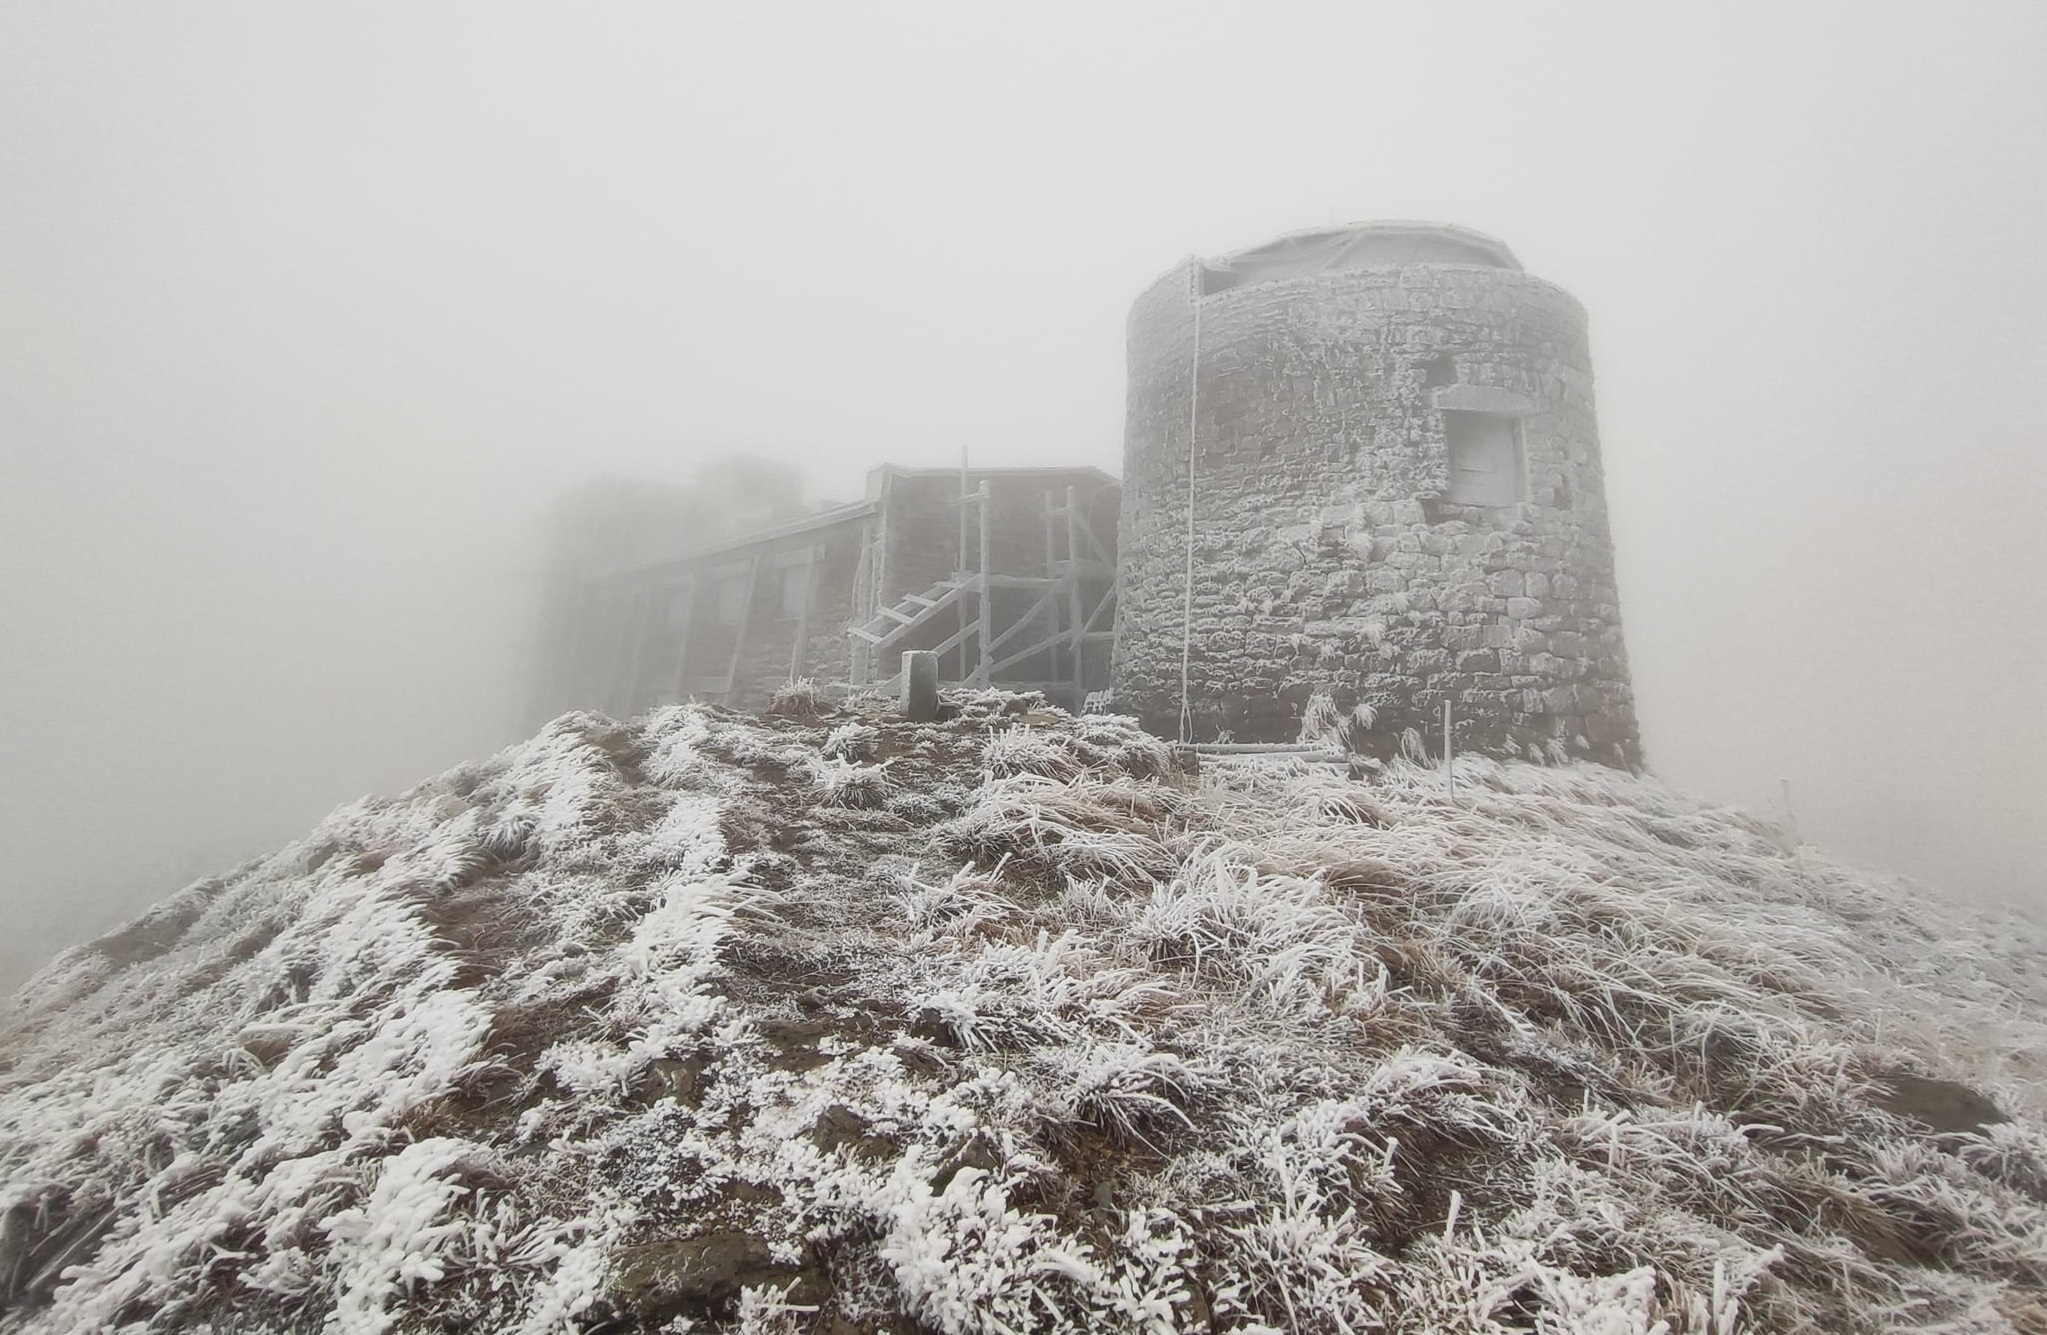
[2,695,2043,1334]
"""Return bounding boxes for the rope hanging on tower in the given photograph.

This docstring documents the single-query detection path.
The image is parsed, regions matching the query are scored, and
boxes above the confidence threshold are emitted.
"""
[1178,260,1202,744]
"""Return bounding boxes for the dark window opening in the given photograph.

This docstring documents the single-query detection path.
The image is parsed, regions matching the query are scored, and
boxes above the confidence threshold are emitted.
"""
[1195,262,1237,296]
[1444,410,1525,506]
[1419,353,1459,388]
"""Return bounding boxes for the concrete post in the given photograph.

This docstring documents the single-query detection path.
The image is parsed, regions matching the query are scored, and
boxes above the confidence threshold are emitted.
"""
[900,650,941,721]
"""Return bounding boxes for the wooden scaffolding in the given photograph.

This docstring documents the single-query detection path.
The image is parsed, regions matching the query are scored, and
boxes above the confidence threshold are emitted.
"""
[847,482,1115,706]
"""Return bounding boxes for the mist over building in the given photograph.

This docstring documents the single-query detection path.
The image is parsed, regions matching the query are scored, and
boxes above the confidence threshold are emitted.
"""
[536,222,1638,766]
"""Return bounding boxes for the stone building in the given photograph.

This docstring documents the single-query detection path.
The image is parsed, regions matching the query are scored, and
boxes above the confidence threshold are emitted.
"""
[1112,221,1640,764]
[530,462,1119,720]
[532,220,1639,766]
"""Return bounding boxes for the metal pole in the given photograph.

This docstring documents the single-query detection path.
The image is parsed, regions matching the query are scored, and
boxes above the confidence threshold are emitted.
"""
[1780,776,1806,883]
[1442,699,1455,804]
[1179,269,1203,743]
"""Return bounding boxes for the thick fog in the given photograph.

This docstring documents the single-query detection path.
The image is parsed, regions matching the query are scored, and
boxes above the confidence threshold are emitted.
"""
[3,2,2042,988]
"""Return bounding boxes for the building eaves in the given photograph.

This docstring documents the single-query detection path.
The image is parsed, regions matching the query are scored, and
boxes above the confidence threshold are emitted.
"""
[598,497,878,579]
[874,463,1120,486]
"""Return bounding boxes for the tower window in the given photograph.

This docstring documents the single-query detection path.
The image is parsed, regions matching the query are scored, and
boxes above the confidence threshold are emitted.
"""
[1419,353,1459,388]
[1444,410,1525,506]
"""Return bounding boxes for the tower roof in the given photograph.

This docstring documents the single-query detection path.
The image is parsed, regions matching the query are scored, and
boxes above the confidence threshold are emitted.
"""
[1205,221,1521,291]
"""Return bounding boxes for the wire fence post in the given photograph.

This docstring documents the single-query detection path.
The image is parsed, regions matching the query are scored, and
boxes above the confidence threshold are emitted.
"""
[1781,776,1807,883]
[1442,700,1456,804]
[1178,260,1202,744]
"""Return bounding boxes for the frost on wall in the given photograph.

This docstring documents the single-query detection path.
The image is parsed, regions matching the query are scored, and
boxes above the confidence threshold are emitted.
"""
[3,698,2044,1333]
[1115,238,1641,765]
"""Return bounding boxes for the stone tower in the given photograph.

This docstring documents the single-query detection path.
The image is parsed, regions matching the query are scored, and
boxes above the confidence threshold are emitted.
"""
[1111,221,1640,765]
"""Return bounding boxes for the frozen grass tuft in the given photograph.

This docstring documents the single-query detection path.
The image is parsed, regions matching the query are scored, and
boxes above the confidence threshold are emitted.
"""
[820,721,880,762]
[764,677,828,718]
[805,755,893,809]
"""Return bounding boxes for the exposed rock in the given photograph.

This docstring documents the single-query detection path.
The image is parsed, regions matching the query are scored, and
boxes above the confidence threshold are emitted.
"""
[611,1228,820,1321]
[1872,1070,2008,1135]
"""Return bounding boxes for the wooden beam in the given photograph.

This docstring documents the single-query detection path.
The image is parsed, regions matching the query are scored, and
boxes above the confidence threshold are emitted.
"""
[720,552,761,701]
[983,584,1058,658]
[1071,490,1112,564]
[614,583,654,716]
[847,521,873,684]
[665,574,697,704]
[922,619,973,663]
[1042,488,1065,692]
[1064,483,1086,701]
[787,546,819,680]
[975,481,993,685]
[957,471,971,680]
[989,629,1083,676]
[873,481,892,622]
[1042,488,1058,579]
[1080,585,1116,636]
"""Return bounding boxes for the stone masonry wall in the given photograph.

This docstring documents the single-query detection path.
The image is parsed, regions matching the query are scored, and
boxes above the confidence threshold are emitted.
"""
[1113,259,1640,765]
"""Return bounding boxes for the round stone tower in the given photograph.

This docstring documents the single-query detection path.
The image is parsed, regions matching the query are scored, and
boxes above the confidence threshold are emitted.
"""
[1112,221,1640,765]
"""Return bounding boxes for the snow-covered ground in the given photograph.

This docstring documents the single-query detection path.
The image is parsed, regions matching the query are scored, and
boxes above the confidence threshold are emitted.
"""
[2,693,2043,1333]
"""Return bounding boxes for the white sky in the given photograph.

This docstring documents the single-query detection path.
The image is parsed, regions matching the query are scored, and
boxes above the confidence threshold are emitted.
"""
[3,1,2044,984]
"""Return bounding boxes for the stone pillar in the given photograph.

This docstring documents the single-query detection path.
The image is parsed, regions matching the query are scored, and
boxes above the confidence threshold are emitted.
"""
[899,650,941,722]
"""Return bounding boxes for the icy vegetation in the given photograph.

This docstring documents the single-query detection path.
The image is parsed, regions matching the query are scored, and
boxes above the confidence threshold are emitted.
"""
[3,694,2044,1333]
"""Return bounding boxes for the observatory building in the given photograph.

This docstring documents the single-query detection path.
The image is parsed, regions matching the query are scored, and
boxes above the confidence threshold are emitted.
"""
[532,221,1639,767]
[1112,222,1640,764]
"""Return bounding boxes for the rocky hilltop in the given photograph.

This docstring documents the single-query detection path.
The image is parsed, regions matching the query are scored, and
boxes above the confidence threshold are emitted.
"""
[2,692,2043,1333]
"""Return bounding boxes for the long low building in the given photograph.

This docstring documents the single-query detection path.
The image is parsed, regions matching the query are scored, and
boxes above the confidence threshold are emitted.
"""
[530,462,1120,720]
